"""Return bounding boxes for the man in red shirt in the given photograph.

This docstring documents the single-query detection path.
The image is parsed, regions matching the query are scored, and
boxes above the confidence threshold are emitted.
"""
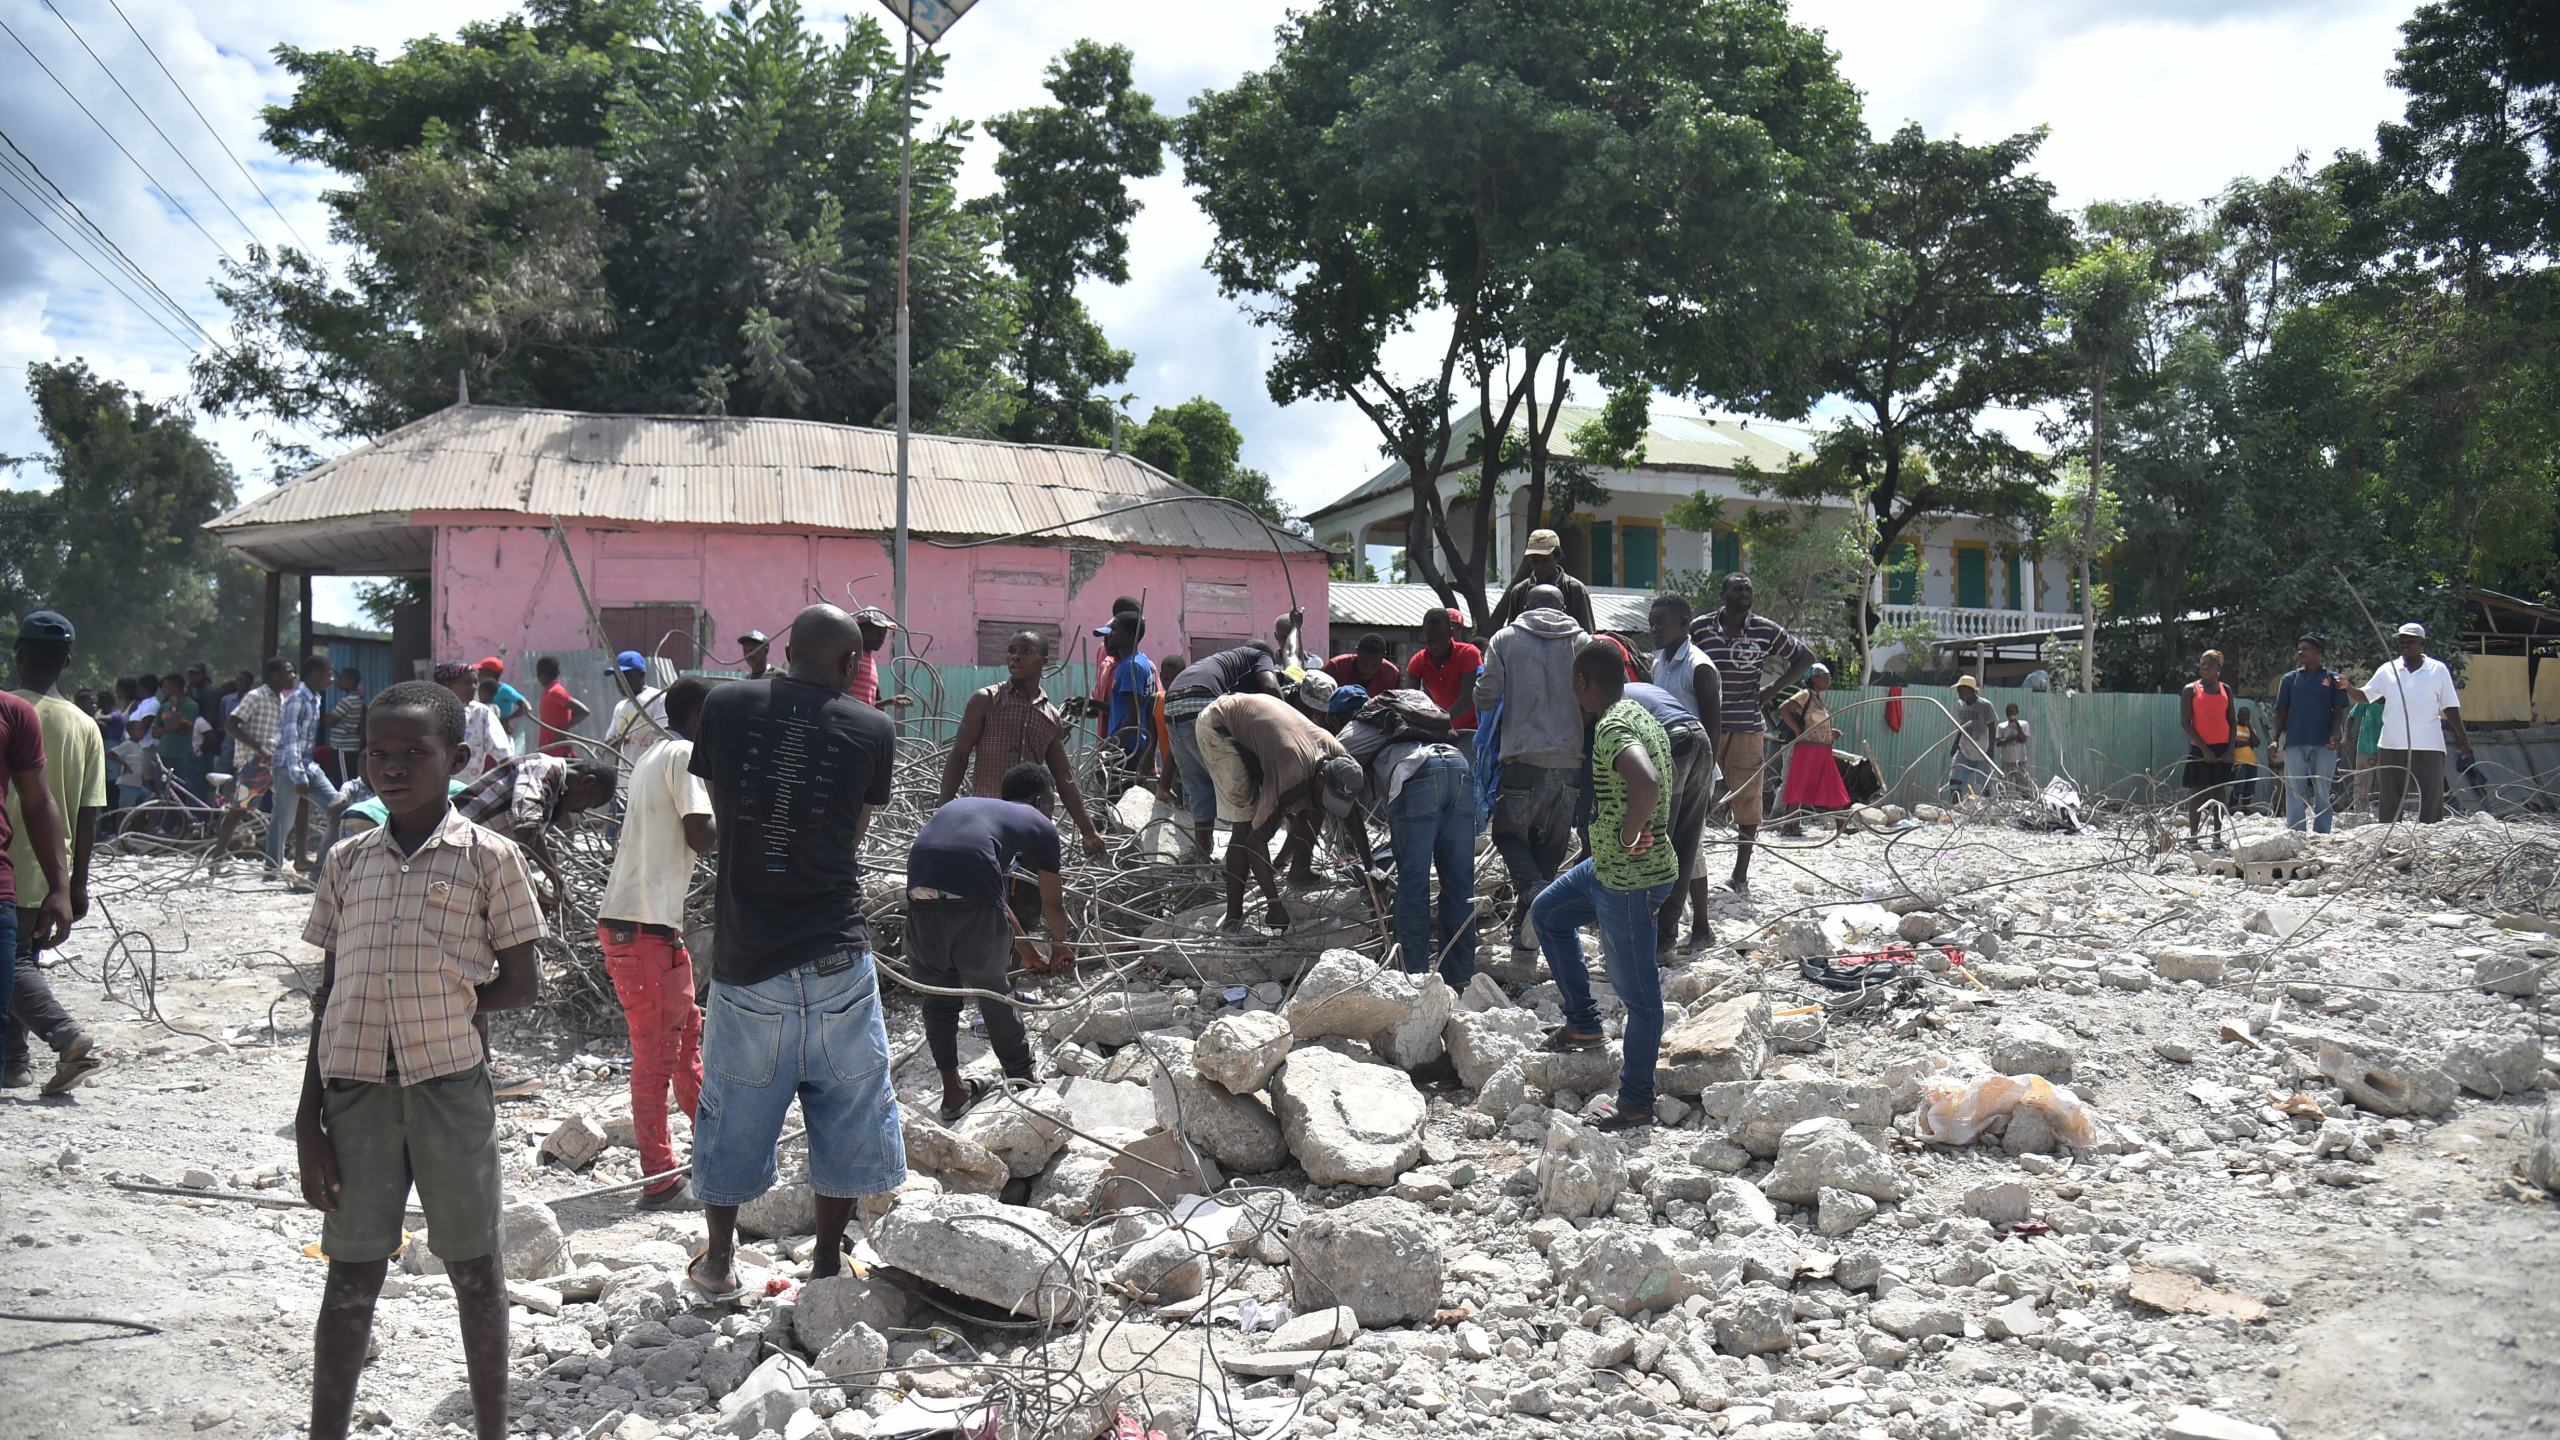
[1402,608,1481,743]
[534,656,590,757]
[1324,633,1403,694]
[2,686,77,1031]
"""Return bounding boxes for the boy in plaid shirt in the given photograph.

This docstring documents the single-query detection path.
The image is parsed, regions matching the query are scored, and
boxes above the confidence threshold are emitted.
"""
[295,680,548,1440]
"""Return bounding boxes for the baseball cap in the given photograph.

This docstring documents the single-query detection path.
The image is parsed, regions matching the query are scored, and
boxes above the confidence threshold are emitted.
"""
[16,610,73,643]
[1329,683,1369,716]
[475,656,505,675]
[1318,755,1366,818]
[611,650,646,672]
[737,628,769,646]
[2395,622,2427,640]
[1295,670,1339,713]
[1523,528,1561,557]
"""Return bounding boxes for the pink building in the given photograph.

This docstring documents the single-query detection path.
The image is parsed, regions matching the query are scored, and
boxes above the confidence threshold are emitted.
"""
[207,404,1331,686]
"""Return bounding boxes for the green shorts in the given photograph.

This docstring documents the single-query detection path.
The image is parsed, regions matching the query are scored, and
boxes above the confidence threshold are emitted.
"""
[319,1062,504,1264]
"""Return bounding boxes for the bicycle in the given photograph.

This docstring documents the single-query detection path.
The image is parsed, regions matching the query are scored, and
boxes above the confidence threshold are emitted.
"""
[104,764,269,861]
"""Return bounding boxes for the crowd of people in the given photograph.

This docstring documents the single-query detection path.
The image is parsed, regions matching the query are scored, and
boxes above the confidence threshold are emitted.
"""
[0,544,2497,1440]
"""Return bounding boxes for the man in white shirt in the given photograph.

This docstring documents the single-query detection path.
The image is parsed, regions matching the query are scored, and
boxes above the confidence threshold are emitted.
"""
[605,650,669,767]
[437,663,515,785]
[2346,621,2472,825]
[596,677,714,1209]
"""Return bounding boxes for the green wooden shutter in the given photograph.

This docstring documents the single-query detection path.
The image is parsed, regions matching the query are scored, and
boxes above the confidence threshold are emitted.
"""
[1710,529,1741,575]
[1887,543,1920,605]
[1624,526,1658,587]
[1956,547,1988,609]
[1589,520,1614,587]
[2006,549,2024,609]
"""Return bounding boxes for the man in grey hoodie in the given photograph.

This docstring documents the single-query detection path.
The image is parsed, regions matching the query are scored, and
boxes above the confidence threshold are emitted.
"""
[1476,585,1590,953]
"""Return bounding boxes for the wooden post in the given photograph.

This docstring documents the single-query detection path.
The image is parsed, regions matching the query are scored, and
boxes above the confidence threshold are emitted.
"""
[299,573,315,657]
[261,570,282,662]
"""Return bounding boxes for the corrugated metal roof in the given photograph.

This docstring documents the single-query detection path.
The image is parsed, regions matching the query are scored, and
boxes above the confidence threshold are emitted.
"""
[1306,403,1822,522]
[1330,581,1664,634]
[208,404,1326,557]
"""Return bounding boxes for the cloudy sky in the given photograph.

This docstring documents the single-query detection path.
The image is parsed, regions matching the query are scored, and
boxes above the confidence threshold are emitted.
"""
[0,0,2413,624]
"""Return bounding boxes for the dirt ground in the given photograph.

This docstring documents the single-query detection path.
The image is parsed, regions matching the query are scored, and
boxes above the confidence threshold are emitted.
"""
[3,815,2557,1440]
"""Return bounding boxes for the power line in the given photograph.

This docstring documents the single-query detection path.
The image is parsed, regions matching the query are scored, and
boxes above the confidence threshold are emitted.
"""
[39,0,262,253]
[0,128,223,350]
[0,13,238,266]
[0,174,197,352]
[101,0,321,257]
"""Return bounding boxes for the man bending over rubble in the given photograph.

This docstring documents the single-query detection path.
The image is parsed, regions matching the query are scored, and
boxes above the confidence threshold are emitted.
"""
[295,681,548,1440]
[1197,687,1369,932]
[908,760,1078,1123]
[684,604,903,1299]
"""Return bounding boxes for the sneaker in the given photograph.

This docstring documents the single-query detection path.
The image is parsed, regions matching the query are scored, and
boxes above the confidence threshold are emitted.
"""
[636,1180,697,1211]
[1589,1103,1655,1134]
[39,1035,103,1096]
[489,1070,544,1100]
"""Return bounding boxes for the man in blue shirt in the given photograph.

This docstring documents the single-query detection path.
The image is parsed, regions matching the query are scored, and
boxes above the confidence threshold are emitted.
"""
[1101,613,1159,773]
[2271,631,2351,834]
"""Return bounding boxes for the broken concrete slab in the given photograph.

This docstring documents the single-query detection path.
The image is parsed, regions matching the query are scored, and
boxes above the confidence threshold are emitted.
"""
[538,1113,608,1170]
[1147,1037,1287,1174]
[499,1198,569,1281]
[1268,1046,1427,1186]
[1760,1117,1908,1205]
[1193,1011,1292,1094]
[1043,989,1179,1048]
[2148,947,2234,985]
[1989,1016,2078,1080]
[1532,1112,1625,1218]
[1444,1006,1543,1090]
[874,1193,1086,1323]
[902,1119,1008,1197]
[1290,1196,1443,1325]
[794,1275,911,1356]
[1091,1128,1225,1215]
[955,1086,1072,1180]
[1696,1079,1894,1158]
[1285,948,1452,1068]
[2316,1034,2458,1118]
[2441,1030,2543,1099]
[1551,1226,1734,1316]
[1655,991,1772,1096]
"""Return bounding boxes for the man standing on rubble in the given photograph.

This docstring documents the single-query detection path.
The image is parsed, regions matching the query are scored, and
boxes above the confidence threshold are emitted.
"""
[2180,650,2239,842]
[1531,641,1676,1133]
[939,628,1106,857]
[1478,585,1588,954]
[1648,592,1721,953]
[2347,622,2472,826]
[1160,641,1287,859]
[6,611,100,1094]
[596,677,714,1209]
[684,605,901,1297]
[1689,573,1809,896]
[2271,632,2351,834]
[1487,528,1599,633]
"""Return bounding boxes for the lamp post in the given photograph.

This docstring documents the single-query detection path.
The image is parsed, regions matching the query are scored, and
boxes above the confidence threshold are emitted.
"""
[878,0,980,658]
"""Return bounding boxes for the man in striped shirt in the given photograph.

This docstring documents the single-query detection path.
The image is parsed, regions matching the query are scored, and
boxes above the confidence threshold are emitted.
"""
[1688,574,1810,896]
[274,654,343,876]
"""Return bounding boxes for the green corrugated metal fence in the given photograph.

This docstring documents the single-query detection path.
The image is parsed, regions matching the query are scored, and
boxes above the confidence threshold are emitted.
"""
[1819,684,2190,808]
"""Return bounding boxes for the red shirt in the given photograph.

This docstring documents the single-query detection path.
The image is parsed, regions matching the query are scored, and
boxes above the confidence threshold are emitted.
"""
[1402,641,1482,730]
[538,681,578,756]
[1323,654,1404,693]
[0,689,45,905]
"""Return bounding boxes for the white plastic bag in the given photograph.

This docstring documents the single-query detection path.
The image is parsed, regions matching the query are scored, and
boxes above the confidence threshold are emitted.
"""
[1911,1072,2099,1149]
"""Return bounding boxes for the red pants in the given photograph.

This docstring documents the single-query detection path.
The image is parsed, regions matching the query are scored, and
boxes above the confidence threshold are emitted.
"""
[599,924,704,1187]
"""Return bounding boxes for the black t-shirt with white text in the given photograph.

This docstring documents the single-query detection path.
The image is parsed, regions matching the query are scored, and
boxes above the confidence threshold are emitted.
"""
[689,676,896,986]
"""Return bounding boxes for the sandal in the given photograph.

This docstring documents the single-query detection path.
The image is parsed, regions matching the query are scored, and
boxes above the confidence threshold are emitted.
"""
[939,1076,993,1124]
[1542,1026,1606,1053]
[685,1250,747,1303]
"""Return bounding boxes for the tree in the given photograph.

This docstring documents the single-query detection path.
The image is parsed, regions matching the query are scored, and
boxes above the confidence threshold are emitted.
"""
[975,42,1172,447]
[200,0,1012,440]
[2043,240,2160,692]
[1179,0,1870,627]
[0,362,268,690]
[1752,125,2076,614]
[1124,397,1295,529]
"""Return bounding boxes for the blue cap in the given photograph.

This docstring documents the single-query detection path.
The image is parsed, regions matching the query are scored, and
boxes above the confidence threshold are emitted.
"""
[16,610,73,643]
[612,650,646,672]
[1329,683,1369,715]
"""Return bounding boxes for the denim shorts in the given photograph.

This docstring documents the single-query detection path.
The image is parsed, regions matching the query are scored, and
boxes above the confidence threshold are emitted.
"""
[693,950,908,1205]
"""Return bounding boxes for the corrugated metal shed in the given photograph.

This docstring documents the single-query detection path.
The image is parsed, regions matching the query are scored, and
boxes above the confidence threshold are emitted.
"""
[1307,403,1821,523]
[1330,580,1665,635]
[208,404,1326,566]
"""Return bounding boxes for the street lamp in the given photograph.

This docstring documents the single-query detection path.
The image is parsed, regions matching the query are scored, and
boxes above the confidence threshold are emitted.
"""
[877,0,981,658]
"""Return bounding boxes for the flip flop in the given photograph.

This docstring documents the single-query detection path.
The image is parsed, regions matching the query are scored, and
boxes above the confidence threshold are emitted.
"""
[939,1076,993,1124]
[685,1250,747,1303]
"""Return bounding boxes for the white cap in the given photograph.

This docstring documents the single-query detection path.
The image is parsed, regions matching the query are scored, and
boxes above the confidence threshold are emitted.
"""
[2395,622,2427,640]
[1295,670,1339,713]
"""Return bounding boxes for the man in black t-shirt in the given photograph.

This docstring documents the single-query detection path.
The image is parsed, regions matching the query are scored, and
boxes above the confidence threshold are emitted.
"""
[682,604,901,1301]
[906,761,1077,1123]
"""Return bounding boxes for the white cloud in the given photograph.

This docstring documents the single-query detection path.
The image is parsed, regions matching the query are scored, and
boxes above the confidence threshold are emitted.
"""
[0,0,2420,627]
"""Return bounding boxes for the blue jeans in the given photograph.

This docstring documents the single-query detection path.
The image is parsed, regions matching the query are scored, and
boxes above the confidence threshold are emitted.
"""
[1949,752,1993,799]
[1531,860,1674,1114]
[694,950,907,1204]
[1491,763,1577,946]
[1387,752,1478,986]
[267,760,341,868]
[0,906,16,1055]
[1166,716,1218,831]
[2281,745,2337,832]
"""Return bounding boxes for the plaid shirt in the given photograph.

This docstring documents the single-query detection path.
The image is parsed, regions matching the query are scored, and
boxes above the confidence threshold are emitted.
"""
[277,684,324,775]
[453,753,569,836]
[304,806,548,1084]
[232,684,283,758]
